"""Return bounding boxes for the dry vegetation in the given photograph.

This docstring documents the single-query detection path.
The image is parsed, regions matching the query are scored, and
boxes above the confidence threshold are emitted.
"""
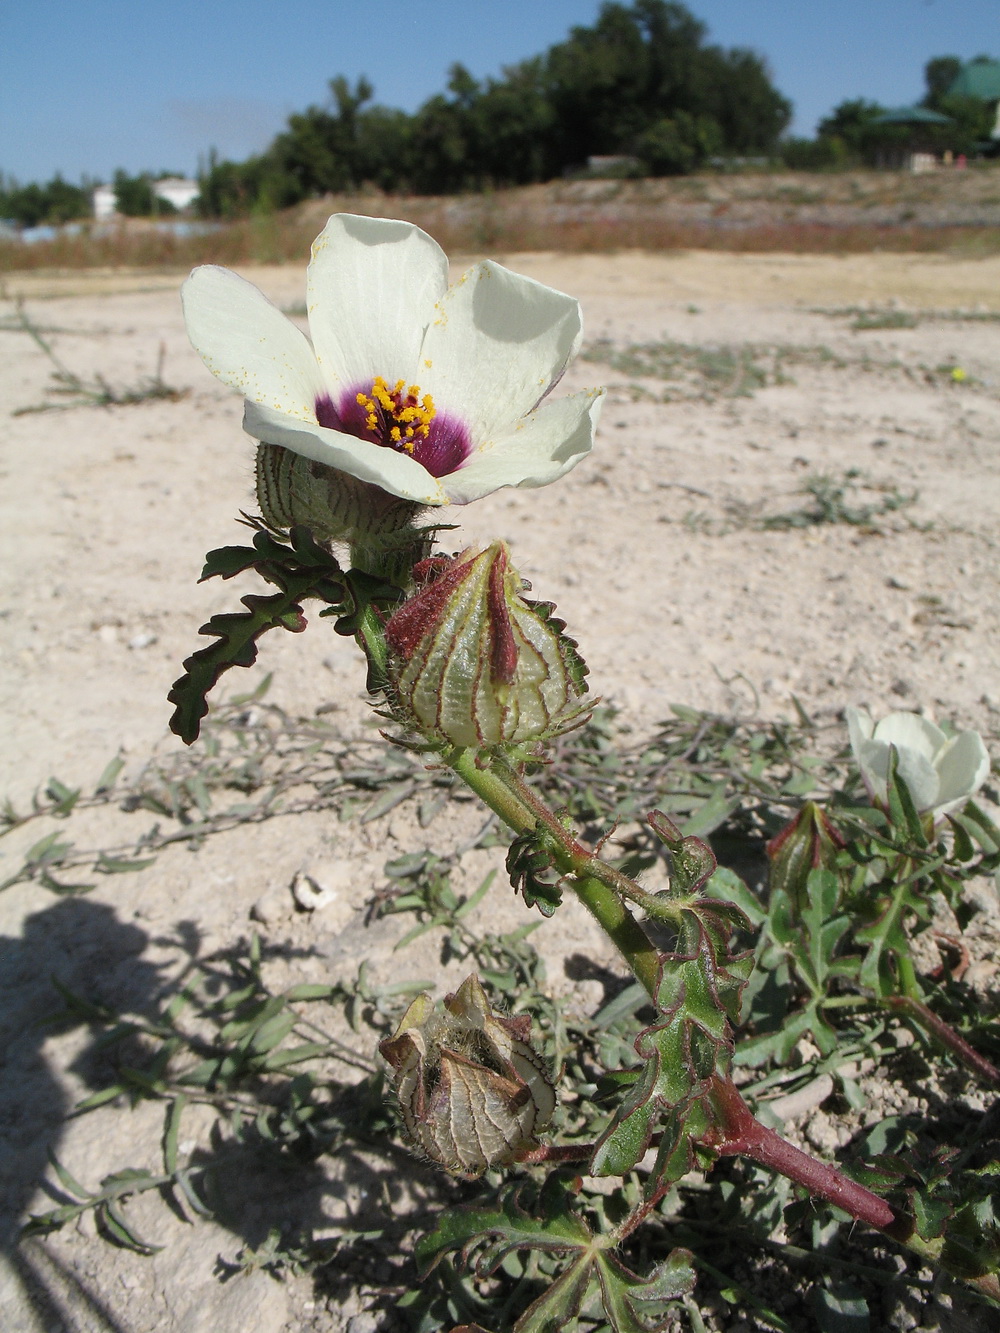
[5,167,1000,275]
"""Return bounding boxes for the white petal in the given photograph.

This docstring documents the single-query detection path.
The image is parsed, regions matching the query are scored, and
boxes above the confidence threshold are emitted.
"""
[873,712,946,763]
[307,214,449,392]
[442,389,603,505]
[243,401,447,506]
[845,706,874,762]
[892,746,941,813]
[421,261,583,440]
[857,738,939,812]
[181,266,324,420]
[934,730,990,814]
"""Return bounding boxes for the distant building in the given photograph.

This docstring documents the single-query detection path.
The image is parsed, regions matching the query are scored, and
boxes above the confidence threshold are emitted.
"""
[153,177,199,211]
[870,105,954,170]
[585,155,642,176]
[946,58,1000,140]
[92,184,117,220]
[91,176,199,219]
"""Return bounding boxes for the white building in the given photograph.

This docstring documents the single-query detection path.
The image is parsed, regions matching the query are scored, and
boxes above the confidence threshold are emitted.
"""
[91,176,199,219]
[92,184,117,220]
[153,177,199,211]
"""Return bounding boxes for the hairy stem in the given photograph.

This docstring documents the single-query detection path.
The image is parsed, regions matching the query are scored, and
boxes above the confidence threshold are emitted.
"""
[884,994,1000,1087]
[448,748,660,995]
[707,1076,909,1239]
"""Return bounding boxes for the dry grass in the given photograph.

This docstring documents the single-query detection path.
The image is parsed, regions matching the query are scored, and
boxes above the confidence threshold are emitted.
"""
[6,174,1000,273]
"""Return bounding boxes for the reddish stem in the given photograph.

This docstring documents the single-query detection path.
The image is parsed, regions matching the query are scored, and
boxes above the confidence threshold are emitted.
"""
[706,1076,911,1241]
[513,1142,594,1165]
[883,995,1000,1088]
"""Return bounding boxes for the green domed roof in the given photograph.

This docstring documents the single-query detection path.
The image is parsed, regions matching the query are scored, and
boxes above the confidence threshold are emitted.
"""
[872,105,953,125]
[947,59,1000,101]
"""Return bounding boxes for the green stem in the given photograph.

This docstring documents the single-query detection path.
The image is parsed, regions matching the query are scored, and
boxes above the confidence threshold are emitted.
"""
[355,603,389,686]
[885,856,923,1000]
[447,749,660,997]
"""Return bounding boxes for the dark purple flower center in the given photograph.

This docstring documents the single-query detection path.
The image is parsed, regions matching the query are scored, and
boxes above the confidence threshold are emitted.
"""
[315,376,471,479]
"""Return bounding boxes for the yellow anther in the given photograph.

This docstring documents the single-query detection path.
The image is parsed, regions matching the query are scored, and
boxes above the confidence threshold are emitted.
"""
[357,375,437,449]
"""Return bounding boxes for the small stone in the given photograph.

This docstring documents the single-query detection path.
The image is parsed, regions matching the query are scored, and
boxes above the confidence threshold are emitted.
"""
[128,631,157,650]
[251,885,291,925]
[965,960,998,991]
[805,1109,840,1154]
[345,1314,379,1333]
[292,867,341,912]
[794,1036,821,1064]
[767,1074,834,1123]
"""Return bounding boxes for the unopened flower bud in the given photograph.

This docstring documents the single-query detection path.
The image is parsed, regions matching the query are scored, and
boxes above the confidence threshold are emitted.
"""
[383,542,589,750]
[766,800,845,912]
[379,974,555,1175]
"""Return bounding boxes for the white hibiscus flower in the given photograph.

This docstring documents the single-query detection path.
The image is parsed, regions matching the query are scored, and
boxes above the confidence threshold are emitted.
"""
[846,707,990,822]
[181,213,604,508]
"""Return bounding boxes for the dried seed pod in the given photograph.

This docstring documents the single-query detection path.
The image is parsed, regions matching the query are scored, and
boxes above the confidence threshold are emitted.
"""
[379,974,555,1175]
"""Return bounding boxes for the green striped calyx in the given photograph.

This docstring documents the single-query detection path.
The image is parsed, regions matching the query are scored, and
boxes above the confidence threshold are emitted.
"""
[383,541,589,751]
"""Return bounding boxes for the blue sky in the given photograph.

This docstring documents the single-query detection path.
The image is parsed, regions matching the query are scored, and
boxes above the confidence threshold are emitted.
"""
[2,0,997,184]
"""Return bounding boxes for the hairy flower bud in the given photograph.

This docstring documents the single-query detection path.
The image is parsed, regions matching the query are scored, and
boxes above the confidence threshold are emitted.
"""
[383,542,589,750]
[379,974,555,1175]
[766,800,846,913]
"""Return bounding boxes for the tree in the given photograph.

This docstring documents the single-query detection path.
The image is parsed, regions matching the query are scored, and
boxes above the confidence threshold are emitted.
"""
[541,2,789,169]
[113,170,180,216]
[193,0,794,211]
[635,111,721,174]
[924,55,963,108]
[0,174,90,227]
[815,98,888,163]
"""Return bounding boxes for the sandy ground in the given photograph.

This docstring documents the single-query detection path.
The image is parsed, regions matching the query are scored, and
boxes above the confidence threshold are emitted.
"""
[1,247,999,1331]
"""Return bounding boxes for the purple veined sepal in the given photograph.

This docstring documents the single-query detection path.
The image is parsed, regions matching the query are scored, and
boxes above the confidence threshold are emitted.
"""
[381,541,592,753]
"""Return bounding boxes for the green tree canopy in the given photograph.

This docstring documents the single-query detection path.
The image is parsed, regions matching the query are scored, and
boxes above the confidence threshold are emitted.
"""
[924,55,963,107]
[0,173,91,227]
[195,0,792,213]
